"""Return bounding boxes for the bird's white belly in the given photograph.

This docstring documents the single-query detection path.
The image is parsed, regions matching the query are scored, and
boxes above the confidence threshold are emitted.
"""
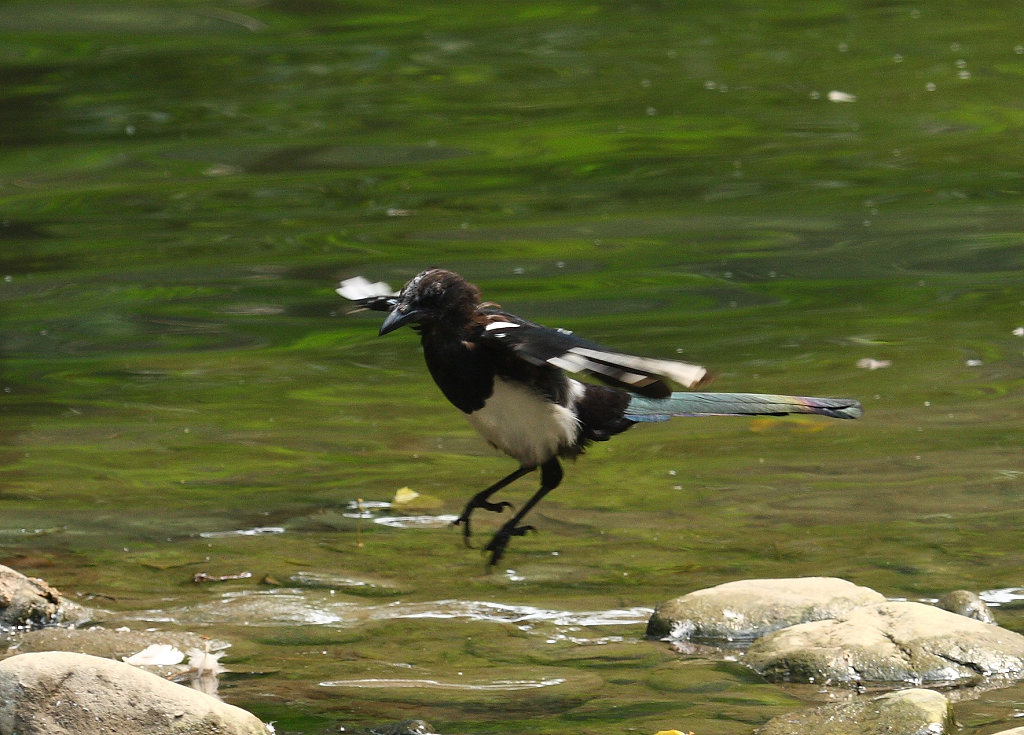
[465,378,580,468]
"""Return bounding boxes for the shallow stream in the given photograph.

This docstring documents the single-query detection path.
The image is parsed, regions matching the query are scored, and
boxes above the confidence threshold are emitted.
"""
[2,2,1023,733]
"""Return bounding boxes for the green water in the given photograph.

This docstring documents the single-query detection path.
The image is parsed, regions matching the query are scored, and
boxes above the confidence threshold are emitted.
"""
[2,1,1023,733]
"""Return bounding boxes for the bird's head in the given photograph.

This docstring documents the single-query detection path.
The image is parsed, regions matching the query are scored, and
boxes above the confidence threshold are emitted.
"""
[378,269,481,335]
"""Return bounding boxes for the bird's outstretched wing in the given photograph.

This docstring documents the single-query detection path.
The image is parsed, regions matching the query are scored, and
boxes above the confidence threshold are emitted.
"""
[336,276,399,313]
[478,312,708,398]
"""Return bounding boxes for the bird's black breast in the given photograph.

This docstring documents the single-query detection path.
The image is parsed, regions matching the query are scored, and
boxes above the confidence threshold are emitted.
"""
[420,328,494,414]
[420,318,574,415]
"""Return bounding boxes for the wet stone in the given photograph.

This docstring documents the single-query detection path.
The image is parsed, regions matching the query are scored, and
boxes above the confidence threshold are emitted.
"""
[757,687,954,735]
[937,589,995,623]
[0,651,269,735]
[745,600,1024,686]
[647,577,886,641]
[0,565,61,632]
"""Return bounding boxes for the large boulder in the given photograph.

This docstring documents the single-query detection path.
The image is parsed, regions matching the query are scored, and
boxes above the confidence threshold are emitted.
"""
[0,651,268,735]
[745,601,1024,685]
[757,688,954,735]
[647,577,885,640]
[0,565,61,631]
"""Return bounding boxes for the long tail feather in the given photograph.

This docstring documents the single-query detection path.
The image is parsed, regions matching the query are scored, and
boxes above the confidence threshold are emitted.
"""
[624,392,863,422]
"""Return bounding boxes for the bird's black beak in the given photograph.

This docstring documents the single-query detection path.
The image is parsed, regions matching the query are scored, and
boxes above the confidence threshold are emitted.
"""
[378,307,421,336]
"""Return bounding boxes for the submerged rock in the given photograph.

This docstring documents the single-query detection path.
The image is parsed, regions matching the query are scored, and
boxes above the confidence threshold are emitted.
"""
[647,577,885,640]
[287,570,411,597]
[8,625,223,661]
[937,589,995,623]
[745,600,1024,685]
[6,625,232,692]
[757,687,954,735]
[0,565,61,631]
[0,651,268,735]
[370,719,438,735]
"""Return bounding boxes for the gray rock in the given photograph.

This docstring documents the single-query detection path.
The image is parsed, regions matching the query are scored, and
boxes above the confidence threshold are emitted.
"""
[758,687,954,735]
[647,577,886,640]
[746,600,1024,685]
[937,589,995,623]
[0,565,60,631]
[0,651,268,735]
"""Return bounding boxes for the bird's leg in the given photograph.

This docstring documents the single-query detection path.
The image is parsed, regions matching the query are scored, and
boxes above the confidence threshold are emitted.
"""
[484,458,563,566]
[452,465,533,546]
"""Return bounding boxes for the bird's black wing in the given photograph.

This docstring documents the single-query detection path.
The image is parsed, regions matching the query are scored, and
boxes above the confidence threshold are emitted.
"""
[477,311,708,398]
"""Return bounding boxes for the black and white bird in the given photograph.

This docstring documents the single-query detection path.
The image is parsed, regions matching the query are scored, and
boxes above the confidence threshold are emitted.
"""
[338,269,862,566]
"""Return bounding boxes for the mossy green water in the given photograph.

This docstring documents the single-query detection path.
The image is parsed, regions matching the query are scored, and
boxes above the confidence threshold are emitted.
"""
[2,2,1023,733]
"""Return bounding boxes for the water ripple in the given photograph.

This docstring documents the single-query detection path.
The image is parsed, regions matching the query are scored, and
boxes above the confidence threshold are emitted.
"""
[132,590,651,632]
[372,515,459,528]
[393,599,651,627]
[198,526,285,538]
[319,676,565,691]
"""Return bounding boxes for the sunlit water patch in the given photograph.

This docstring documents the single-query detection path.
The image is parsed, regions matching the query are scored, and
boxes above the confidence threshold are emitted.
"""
[342,500,391,519]
[393,599,651,629]
[198,526,286,538]
[289,571,391,591]
[129,590,651,638]
[341,498,457,528]
[373,515,460,528]
[981,589,1024,607]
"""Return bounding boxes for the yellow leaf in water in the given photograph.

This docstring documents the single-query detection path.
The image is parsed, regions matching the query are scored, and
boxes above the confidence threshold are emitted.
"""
[392,486,443,510]
[392,487,420,505]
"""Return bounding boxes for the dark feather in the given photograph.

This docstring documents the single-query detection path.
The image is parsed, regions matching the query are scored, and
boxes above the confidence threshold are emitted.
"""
[349,294,397,312]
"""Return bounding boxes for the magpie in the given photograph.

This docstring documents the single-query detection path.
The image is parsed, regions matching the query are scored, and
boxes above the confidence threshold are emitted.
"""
[338,269,862,566]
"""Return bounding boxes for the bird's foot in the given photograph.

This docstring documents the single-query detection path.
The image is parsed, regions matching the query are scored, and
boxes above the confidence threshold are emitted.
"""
[452,499,513,546]
[476,499,515,514]
[483,523,536,566]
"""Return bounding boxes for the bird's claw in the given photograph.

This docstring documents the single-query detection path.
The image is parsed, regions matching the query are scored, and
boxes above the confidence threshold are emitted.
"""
[452,500,514,545]
[484,523,536,566]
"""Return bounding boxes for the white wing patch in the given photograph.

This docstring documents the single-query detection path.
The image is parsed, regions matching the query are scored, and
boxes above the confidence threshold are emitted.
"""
[336,276,396,301]
[565,346,707,390]
[546,353,590,373]
[484,321,520,332]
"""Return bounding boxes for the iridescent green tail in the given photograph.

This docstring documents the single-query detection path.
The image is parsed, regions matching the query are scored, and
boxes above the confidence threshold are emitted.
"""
[624,392,863,422]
